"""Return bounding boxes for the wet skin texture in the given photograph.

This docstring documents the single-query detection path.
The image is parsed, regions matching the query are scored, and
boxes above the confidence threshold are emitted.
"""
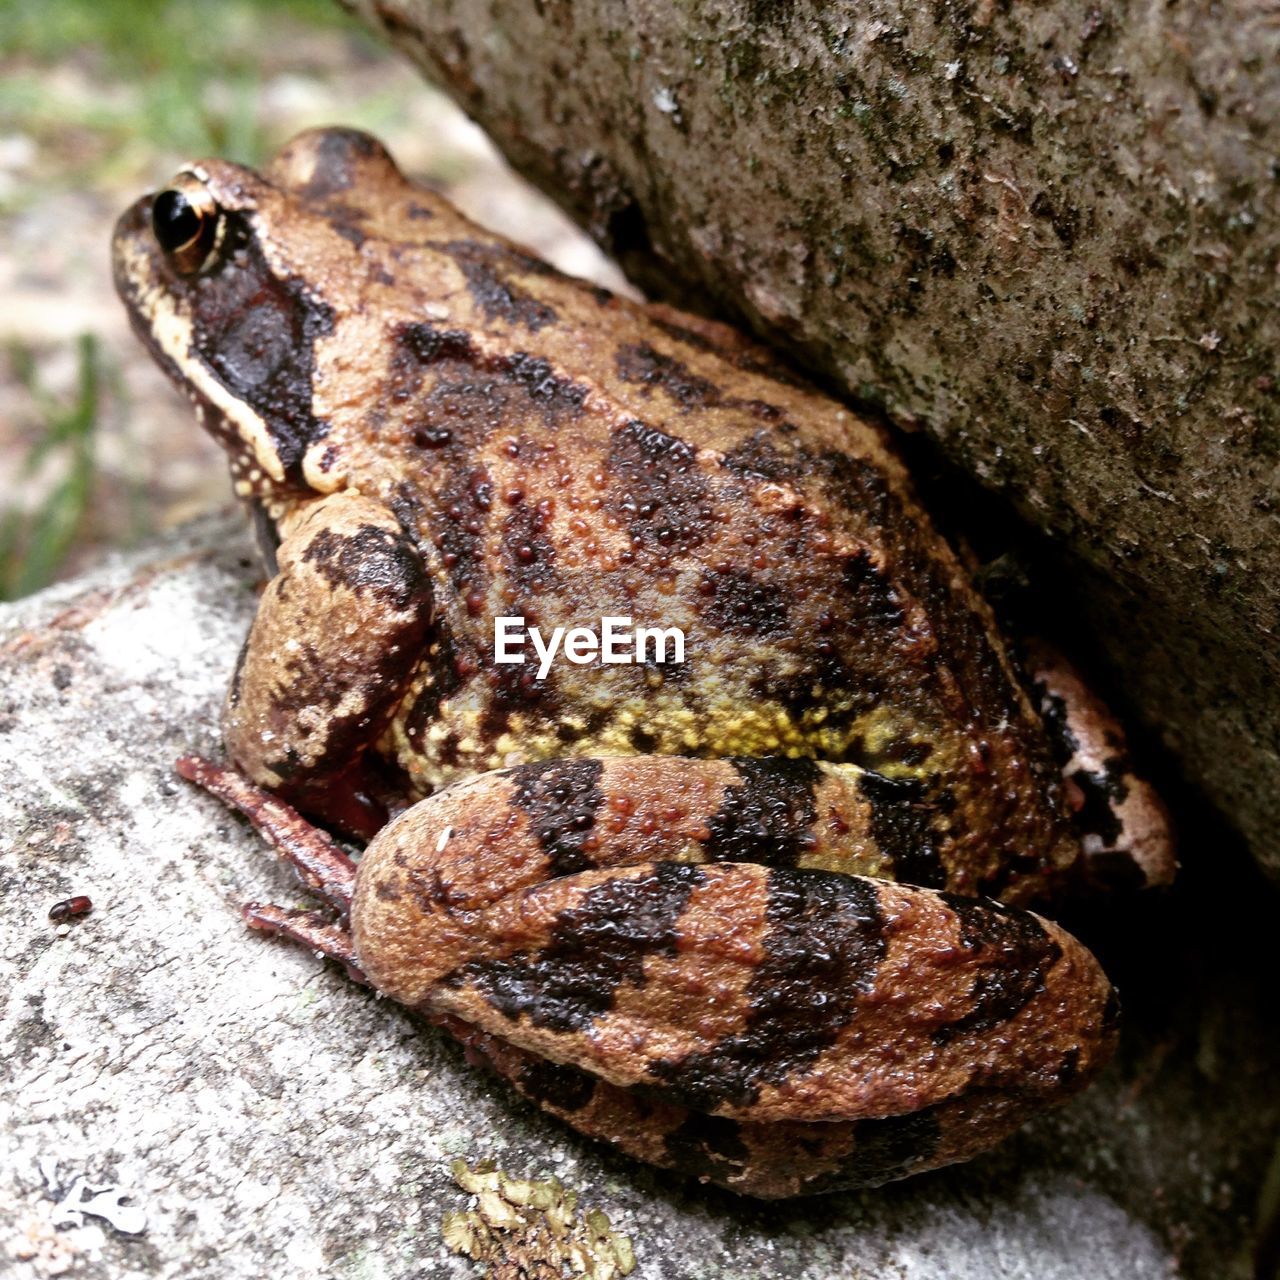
[115,129,1174,1197]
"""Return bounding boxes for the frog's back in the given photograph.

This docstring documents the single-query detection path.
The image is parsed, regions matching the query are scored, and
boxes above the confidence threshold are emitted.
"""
[283,148,1075,895]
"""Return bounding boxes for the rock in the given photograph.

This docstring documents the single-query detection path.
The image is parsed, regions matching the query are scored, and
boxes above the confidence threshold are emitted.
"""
[0,513,1275,1277]
[336,0,1280,879]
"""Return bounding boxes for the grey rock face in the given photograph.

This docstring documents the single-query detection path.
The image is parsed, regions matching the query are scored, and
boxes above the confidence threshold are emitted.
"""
[337,0,1280,878]
[0,514,1275,1277]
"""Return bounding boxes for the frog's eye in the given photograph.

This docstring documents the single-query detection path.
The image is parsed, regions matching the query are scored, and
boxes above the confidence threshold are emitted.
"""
[151,185,220,275]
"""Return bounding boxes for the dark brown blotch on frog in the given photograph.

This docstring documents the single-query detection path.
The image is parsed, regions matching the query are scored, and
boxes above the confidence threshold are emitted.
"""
[289,126,392,199]
[644,869,887,1113]
[931,895,1063,1045]
[300,522,428,612]
[857,770,948,891]
[615,342,723,410]
[506,756,606,878]
[442,861,701,1036]
[517,1056,598,1114]
[700,756,822,867]
[606,419,714,557]
[444,239,560,332]
[188,216,335,479]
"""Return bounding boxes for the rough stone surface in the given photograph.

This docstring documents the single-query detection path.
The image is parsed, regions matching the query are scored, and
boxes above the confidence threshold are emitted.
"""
[2,513,1277,1278]
[337,0,1280,879]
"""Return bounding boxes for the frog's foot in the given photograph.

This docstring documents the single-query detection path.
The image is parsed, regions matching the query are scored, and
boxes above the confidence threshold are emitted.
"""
[221,490,433,843]
[176,754,358,914]
[178,754,367,978]
[1025,643,1177,892]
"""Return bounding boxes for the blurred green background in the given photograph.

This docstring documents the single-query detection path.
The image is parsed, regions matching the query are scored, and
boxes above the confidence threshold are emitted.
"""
[0,0,623,600]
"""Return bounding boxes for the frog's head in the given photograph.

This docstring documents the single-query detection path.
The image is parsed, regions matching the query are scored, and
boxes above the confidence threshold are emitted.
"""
[112,128,418,503]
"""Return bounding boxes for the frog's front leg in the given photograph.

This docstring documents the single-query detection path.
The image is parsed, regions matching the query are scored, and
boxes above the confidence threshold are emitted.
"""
[224,491,432,839]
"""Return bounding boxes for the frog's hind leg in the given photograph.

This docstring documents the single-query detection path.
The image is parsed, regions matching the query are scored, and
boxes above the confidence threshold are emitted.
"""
[354,756,1117,1177]
[430,1011,1058,1198]
[376,753,1053,907]
[222,490,433,842]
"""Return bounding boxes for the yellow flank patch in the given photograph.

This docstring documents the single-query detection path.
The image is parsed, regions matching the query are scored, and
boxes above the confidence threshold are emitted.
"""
[856,703,937,781]
[386,664,925,792]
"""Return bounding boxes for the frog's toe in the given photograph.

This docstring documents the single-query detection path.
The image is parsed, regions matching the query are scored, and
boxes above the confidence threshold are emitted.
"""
[1027,643,1177,892]
[242,902,365,984]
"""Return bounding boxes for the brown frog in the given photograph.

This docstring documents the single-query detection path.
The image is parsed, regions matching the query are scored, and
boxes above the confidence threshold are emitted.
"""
[112,128,1174,1198]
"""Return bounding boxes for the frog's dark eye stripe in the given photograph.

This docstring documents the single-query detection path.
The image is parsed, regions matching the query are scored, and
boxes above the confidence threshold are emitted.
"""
[151,185,219,274]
